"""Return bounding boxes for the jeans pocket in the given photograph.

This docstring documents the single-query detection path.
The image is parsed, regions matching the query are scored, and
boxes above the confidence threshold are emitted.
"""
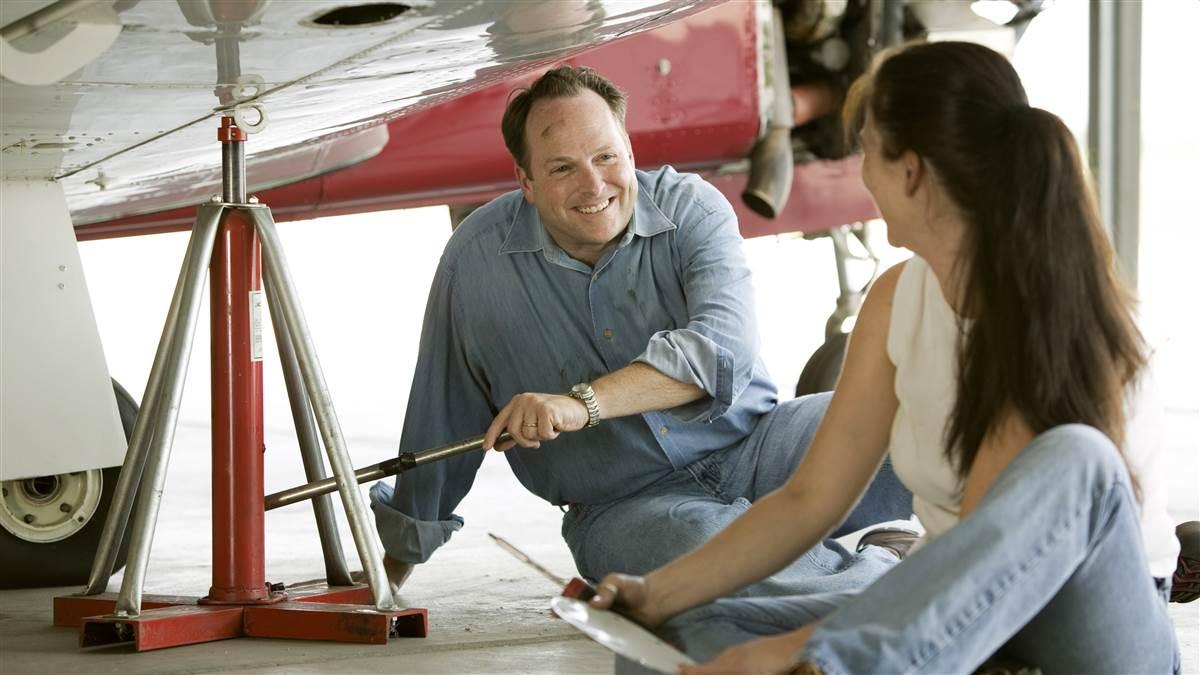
[685,451,725,498]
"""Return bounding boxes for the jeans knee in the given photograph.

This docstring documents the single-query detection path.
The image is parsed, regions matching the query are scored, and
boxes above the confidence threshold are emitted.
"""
[784,391,832,445]
[793,391,833,418]
[1027,424,1129,490]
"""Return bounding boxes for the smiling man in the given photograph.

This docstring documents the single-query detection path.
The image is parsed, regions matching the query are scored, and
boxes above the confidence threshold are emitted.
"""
[368,66,913,603]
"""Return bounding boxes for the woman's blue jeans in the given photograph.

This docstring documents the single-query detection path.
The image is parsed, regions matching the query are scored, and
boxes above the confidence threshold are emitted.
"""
[562,393,914,599]
[657,424,1180,674]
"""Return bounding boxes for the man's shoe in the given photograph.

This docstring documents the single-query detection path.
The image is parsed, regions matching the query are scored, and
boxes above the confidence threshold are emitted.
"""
[857,527,920,561]
[349,553,414,601]
[1172,521,1200,603]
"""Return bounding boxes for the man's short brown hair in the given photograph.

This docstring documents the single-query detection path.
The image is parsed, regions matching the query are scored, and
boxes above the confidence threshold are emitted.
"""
[501,65,628,172]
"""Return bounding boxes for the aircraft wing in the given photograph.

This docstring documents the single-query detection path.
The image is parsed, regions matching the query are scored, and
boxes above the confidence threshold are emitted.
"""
[1,0,724,224]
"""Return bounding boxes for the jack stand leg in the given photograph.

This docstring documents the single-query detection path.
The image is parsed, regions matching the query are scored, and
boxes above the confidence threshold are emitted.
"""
[114,204,224,616]
[253,207,396,611]
[83,204,225,595]
[266,271,353,586]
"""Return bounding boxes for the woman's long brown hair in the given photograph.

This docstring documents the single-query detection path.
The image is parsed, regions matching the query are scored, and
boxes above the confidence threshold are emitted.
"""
[845,42,1146,494]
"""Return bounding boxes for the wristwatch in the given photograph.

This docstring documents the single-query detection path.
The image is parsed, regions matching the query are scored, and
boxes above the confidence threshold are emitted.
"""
[569,382,601,428]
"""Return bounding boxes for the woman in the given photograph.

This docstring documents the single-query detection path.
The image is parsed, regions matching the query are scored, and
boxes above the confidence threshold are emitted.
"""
[591,41,1181,674]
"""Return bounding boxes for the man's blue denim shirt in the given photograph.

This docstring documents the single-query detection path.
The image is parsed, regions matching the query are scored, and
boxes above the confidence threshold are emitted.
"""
[370,166,779,563]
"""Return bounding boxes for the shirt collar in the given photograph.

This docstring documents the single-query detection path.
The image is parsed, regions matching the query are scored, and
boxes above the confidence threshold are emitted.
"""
[499,197,544,255]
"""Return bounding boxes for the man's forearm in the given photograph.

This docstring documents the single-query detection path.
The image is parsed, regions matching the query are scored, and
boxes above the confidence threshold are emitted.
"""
[590,362,706,420]
[486,363,707,450]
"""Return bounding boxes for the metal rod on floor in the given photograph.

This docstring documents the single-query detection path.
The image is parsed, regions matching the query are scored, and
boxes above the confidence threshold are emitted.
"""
[113,205,223,617]
[251,207,395,611]
[83,205,225,595]
[488,532,568,587]
[263,271,353,586]
[263,432,509,511]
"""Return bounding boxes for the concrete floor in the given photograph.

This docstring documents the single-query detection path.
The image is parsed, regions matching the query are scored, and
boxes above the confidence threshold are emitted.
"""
[0,420,1197,674]
[0,426,612,674]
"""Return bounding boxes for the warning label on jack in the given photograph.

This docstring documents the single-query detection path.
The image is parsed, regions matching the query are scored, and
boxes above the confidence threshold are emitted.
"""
[250,290,264,361]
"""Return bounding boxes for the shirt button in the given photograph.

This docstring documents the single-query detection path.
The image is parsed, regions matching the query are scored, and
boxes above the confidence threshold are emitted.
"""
[602,328,613,340]
[659,426,669,436]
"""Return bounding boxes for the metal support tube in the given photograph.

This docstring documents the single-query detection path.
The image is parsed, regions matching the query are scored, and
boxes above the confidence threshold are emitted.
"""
[221,141,246,204]
[405,433,507,468]
[825,226,855,339]
[264,459,409,512]
[264,272,352,586]
[219,117,247,205]
[205,114,268,603]
[1088,0,1142,287]
[113,205,223,616]
[263,432,508,511]
[251,208,396,611]
[878,0,904,47]
[204,208,270,604]
[213,32,242,107]
[83,206,226,594]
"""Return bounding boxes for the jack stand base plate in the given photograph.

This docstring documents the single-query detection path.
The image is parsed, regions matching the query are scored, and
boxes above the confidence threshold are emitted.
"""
[55,582,427,651]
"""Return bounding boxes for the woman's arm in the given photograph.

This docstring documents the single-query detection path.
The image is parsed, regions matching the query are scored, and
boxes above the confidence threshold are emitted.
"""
[593,261,908,624]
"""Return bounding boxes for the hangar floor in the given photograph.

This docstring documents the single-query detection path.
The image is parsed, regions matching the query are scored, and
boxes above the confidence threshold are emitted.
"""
[1,417,1196,674]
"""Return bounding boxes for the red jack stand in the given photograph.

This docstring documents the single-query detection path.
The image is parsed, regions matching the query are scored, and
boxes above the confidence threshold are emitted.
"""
[52,116,426,651]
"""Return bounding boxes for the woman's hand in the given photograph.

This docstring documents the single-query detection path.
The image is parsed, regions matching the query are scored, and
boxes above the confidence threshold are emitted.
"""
[588,573,670,628]
[679,627,813,675]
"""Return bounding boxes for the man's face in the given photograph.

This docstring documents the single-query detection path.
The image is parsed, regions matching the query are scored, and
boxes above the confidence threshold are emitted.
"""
[516,90,637,265]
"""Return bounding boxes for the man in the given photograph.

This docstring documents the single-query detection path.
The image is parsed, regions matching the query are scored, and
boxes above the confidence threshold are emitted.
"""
[369,66,911,596]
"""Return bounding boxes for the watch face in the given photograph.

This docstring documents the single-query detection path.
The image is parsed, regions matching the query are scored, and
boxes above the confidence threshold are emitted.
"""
[572,383,588,395]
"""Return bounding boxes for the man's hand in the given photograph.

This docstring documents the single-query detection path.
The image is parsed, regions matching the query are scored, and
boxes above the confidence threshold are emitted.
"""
[588,573,670,628]
[679,627,815,675]
[484,392,589,451]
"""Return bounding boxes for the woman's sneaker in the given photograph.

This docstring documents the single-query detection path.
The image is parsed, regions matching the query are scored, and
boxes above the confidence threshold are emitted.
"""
[856,527,920,561]
[1172,521,1200,603]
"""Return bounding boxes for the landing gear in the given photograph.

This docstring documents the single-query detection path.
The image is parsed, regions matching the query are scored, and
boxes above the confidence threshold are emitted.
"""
[795,331,849,396]
[795,222,879,397]
[0,380,138,589]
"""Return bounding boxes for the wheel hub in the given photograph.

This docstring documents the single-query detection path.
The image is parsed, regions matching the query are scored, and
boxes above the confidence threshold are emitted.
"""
[0,470,103,543]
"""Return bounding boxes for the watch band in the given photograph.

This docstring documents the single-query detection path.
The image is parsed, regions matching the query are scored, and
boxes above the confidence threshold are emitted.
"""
[570,382,601,428]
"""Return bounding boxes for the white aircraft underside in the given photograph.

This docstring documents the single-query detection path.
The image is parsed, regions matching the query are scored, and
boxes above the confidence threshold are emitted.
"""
[1,0,716,224]
[0,0,716,484]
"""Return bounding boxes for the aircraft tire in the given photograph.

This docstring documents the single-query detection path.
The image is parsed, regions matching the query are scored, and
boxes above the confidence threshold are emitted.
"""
[0,380,138,589]
[794,332,849,397]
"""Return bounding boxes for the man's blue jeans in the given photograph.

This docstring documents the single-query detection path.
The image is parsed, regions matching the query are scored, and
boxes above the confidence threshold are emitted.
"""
[561,393,915,598]
[657,424,1181,674]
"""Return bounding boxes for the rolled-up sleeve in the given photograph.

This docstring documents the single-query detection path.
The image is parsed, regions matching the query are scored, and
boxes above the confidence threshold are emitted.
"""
[634,195,760,423]
[369,263,494,564]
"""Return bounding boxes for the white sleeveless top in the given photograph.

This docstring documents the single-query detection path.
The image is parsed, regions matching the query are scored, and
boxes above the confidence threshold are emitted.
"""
[886,256,1178,578]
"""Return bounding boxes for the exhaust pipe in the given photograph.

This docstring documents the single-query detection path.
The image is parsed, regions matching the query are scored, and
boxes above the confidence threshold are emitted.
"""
[743,7,795,219]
